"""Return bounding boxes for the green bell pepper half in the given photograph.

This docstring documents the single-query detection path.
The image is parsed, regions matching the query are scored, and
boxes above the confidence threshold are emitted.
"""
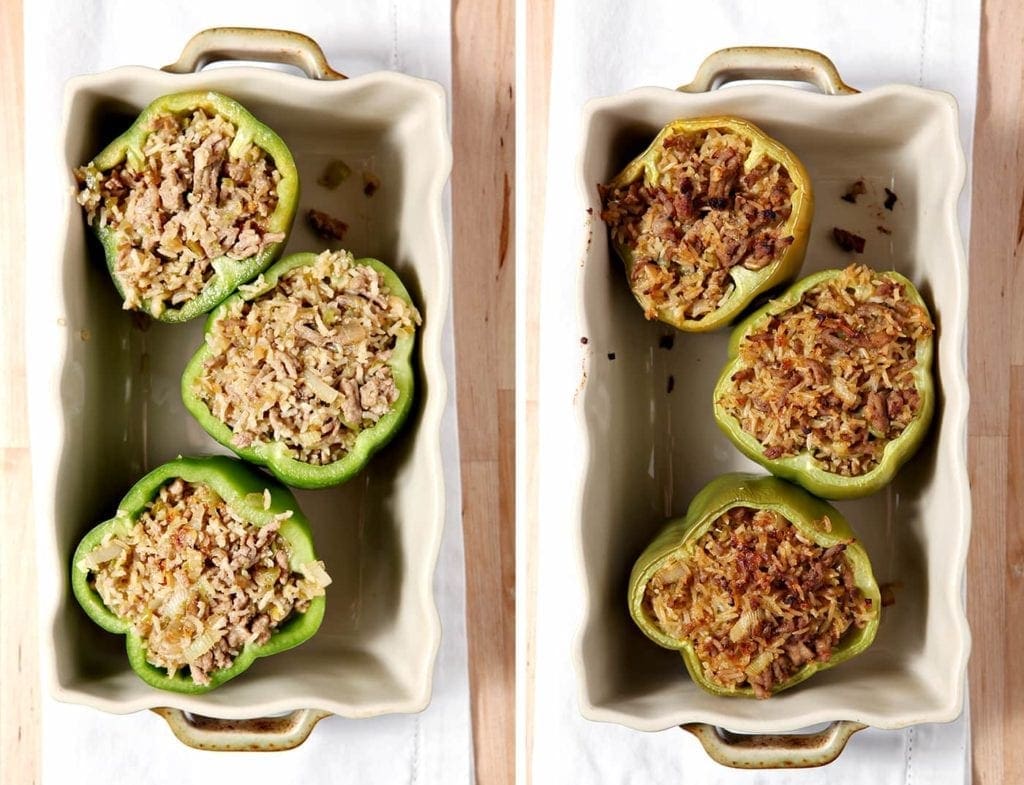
[603,116,813,333]
[713,268,935,499]
[71,455,325,694]
[180,252,417,489]
[77,90,299,323]
[628,473,881,698]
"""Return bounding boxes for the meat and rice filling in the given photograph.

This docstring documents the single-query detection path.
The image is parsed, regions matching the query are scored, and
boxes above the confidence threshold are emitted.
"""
[599,128,796,320]
[645,507,872,698]
[78,479,331,686]
[75,109,285,316]
[193,249,421,465]
[718,264,934,476]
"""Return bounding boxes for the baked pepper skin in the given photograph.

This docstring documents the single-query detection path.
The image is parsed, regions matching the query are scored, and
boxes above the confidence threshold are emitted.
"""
[77,91,299,323]
[713,268,934,500]
[180,252,417,490]
[604,116,813,332]
[71,456,325,694]
[628,473,881,698]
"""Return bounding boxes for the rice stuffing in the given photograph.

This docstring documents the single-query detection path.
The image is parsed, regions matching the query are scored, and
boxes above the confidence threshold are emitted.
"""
[193,249,421,465]
[645,507,872,698]
[75,108,285,317]
[79,478,331,686]
[718,264,933,476]
[599,128,796,320]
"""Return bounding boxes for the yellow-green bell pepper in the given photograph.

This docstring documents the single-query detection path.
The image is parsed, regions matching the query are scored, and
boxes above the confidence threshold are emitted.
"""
[628,474,880,697]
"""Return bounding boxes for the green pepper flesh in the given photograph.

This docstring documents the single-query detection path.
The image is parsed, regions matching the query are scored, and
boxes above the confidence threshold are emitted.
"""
[71,455,325,694]
[180,252,417,489]
[79,91,299,323]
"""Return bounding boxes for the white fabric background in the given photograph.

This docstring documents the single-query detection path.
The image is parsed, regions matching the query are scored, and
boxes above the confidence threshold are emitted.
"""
[23,2,471,783]
[532,2,978,783]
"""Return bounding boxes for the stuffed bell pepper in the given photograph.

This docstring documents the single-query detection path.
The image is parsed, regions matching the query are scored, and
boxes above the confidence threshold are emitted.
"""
[72,456,331,693]
[74,91,299,322]
[182,249,421,489]
[629,474,880,698]
[714,264,935,499]
[599,117,812,332]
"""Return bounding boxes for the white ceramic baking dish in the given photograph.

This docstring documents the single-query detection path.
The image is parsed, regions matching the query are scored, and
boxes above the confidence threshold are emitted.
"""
[574,48,970,768]
[28,28,451,750]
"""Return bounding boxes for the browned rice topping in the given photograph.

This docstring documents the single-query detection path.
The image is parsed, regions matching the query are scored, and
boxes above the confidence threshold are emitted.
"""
[599,128,796,320]
[718,264,933,476]
[75,109,285,317]
[79,479,330,685]
[645,507,872,698]
[193,249,421,465]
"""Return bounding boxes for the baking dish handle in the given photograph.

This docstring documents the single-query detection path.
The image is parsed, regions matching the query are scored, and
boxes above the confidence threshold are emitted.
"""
[152,707,331,752]
[163,27,346,81]
[681,720,867,769]
[678,46,858,95]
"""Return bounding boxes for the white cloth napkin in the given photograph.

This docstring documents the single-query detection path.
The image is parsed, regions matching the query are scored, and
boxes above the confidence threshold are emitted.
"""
[532,1,978,782]
[23,2,471,783]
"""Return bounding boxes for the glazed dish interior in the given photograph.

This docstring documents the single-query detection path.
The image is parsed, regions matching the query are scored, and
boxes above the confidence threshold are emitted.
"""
[578,86,968,731]
[49,69,448,716]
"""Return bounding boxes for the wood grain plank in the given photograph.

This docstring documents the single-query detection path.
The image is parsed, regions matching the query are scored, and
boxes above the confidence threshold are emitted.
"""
[0,1,39,784]
[523,1,554,782]
[969,0,1018,434]
[451,0,516,782]
[1005,368,1024,780]
[968,0,1024,782]
[967,435,1007,784]
[0,0,26,449]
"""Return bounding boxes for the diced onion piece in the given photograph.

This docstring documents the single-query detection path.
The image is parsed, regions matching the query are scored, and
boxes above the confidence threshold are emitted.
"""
[254,566,281,590]
[337,323,367,345]
[160,585,190,617]
[654,560,688,585]
[833,377,859,407]
[78,542,125,571]
[728,607,758,643]
[185,550,204,580]
[182,627,224,662]
[300,559,333,589]
[302,369,339,404]
[745,650,775,678]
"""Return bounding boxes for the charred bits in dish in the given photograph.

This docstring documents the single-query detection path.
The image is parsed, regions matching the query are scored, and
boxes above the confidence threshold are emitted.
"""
[307,208,349,241]
[832,227,866,254]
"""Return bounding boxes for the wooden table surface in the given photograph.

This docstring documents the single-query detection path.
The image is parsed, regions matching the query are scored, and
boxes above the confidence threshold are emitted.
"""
[523,1,1022,784]
[0,2,514,784]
